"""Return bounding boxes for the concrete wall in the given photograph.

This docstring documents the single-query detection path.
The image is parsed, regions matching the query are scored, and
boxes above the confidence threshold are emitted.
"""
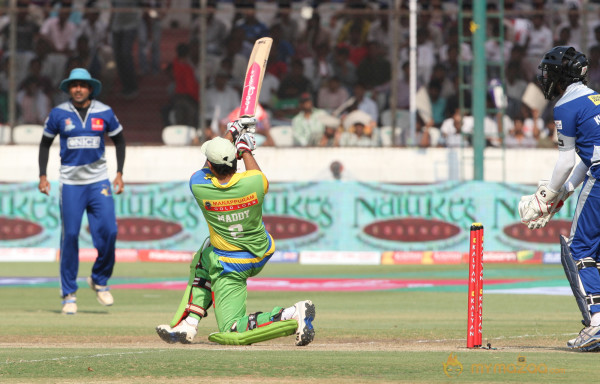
[0,145,559,184]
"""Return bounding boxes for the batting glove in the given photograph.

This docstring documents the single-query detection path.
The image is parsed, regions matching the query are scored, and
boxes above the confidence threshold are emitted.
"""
[236,132,256,159]
[227,117,257,140]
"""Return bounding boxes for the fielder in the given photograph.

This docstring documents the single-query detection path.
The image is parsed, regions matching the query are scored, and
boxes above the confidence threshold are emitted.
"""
[156,118,315,346]
[38,68,126,315]
[519,46,600,351]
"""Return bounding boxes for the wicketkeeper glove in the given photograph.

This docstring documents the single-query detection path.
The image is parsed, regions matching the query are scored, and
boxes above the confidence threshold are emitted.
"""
[227,117,257,140]
[235,132,256,159]
[519,181,573,229]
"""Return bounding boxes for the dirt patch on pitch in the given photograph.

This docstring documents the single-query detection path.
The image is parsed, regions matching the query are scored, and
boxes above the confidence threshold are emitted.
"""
[0,333,577,353]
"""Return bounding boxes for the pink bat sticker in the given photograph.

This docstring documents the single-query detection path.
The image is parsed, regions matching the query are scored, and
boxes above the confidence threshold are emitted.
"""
[240,62,261,117]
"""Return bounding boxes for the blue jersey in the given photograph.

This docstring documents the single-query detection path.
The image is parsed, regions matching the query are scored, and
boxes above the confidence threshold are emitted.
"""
[554,82,600,169]
[43,100,123,185]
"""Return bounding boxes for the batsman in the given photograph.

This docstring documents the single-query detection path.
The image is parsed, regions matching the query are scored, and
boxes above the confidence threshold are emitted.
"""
[156,117,315,346]
[519,46,600,352]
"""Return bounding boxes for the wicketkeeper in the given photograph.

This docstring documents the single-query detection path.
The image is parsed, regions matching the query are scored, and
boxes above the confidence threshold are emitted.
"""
[519,46,600,351]
[156,117,315,346]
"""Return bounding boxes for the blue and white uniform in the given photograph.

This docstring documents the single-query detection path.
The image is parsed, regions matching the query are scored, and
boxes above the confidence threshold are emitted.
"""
[43,100,122,296]
[554,82,600,314]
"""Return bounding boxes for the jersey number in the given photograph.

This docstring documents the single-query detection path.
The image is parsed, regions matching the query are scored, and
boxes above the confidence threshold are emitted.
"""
[229,224,244,239]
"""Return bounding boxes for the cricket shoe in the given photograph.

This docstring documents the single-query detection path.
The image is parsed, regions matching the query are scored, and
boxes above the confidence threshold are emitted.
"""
[292,300,315,346]
[87,276,114,306]
[62,294,77,315]
[567,325,600,351]
[156,320,197,344]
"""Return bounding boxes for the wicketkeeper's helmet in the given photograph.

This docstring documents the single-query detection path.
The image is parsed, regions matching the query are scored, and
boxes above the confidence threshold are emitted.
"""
[537,46,588,100]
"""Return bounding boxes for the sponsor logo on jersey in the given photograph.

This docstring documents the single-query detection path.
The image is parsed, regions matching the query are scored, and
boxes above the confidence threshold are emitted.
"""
[64,118,75,131]
[589,95,600,105]
[554,120,562,130]
[91,118,104,131]
[203,193,259,211]
[66,136,101,149]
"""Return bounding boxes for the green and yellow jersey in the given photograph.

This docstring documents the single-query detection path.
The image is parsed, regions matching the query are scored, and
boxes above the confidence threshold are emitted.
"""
[190,167,275,258]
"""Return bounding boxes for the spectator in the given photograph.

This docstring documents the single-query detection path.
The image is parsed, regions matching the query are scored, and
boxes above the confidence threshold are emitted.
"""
[138,0,171,76]
[317,76,350,114]
[269,23,295,66]
[347,83,378,124]
[233,2,269,46]
[21,57,54,99]
[536,118,558,148]
[402,114,435,148]
[337,22,368,67]
[222,27,254,89]
[367,12,391,54]
[505,60,529,117]
[555,2,582,51]
[440,107,473,148]
[295,12,332,59]
[356,41,391,91]
[16,76,51,124]
[39,4,78,56]
[78,5,114,89]
[339,109,378,147]
[276,58,312,116]
[170,42,199,127]
[335,3,370,49]
[291,92,326,147]
[191,0,228,57]
[427,80,447,127]
[330,45,357,92]
[111,0,142,99]
[429,63,457,100]
[523,12,553,79]
[303,42,333,93]
[271,2,299,47]
[258,65,280,112]
[318,114,342,147]
[587,45,600,91]
[265,42,288,81]
[504,112,538,148]
[204,70,240,139]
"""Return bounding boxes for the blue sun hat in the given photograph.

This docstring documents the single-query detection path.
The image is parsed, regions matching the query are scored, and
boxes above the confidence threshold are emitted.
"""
[59,68,102,98]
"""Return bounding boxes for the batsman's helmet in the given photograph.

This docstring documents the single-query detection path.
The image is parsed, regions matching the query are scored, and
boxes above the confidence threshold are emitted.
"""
[537,46,588,100]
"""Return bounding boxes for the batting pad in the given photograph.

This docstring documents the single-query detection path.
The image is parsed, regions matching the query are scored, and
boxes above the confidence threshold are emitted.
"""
[170,248,203,327]
[208,320,297,345]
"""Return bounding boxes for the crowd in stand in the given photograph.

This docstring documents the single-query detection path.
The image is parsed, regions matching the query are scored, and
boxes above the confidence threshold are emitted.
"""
[2,0,600,148]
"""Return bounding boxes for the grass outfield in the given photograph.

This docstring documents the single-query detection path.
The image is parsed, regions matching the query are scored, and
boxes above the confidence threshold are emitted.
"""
[0,262,597,383]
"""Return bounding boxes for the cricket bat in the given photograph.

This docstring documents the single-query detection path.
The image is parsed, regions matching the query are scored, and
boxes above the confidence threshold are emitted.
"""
[239,37,273,118]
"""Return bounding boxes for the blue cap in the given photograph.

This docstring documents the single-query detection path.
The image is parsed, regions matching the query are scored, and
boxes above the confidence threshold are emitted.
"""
[59,68,102,98]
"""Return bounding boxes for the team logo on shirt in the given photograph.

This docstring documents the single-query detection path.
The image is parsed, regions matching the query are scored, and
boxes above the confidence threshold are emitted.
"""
[203,193,259,212]
[91,118,104,131]
[588,95,600,105]
[554,120,562,130]
[64,118,75,131]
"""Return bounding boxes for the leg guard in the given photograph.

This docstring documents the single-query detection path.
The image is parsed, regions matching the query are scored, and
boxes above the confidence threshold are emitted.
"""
[170,238,213,327]
[561,235,592,327]
[208,319,297,345]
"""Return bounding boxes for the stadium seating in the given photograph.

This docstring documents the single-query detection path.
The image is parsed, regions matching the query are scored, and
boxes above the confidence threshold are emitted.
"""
[269,125,294,147]
[12,124,44,145]
[0,124,11,144]
[161,125,198,146]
